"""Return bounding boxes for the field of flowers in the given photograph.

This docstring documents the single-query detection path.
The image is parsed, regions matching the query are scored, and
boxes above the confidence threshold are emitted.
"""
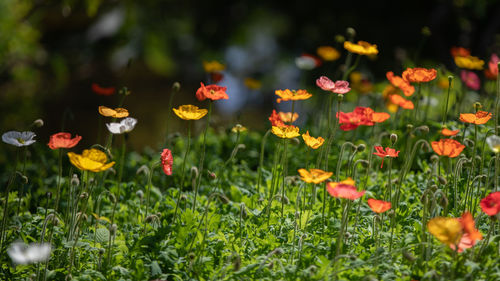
[1,30,500,281]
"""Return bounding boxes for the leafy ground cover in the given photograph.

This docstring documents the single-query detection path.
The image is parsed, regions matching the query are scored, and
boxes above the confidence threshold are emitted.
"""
[1,36,500,281]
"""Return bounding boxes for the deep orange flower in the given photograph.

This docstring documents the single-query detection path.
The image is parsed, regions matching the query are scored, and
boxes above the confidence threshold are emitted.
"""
[298,168,332,184]
[431,139,465,158]
[480,192,500,216]
[337,107,390,131]
[278,112,299,123]
[48,132,82,150]
[195,82,228,101]
[92,83,115,96]
[390,95,414,110]
[367,198,391,213]
[386,72,415,96]
[326,178,365,200]
[459,212,482,242]
[269,110,287,127]
[275,89,312,103]
[302,131,324,149]
[459,111,492,125]
[402,68,437,83]
[373,146,400,168]
[441,128,459,136]
[450,47,470,58]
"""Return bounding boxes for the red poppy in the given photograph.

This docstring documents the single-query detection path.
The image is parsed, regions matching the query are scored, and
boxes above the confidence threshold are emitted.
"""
[386,71,415,96]
[337,107,390,131]
[431,139,465,158]
[367,198,391,213]
[48,132,82,150]
[92,83,115,96]
[161,148,173,175]
[402,68,437,83]
[269,110,287,127]
[326,178,365,200]
[195,82,229,101]
[480,192,500,216]
[373,146,400,168]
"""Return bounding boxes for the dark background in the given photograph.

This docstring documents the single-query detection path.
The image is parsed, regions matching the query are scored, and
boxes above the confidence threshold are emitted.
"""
[1,0,499,157]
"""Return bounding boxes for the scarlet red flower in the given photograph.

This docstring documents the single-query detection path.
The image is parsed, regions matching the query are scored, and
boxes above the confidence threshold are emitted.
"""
[431,139,465,158]
[92,83,115,96]
[269,110,287,127]
[326,178,365,200]
[161,148,173,175]
[373,146,400,168]
[480,191,500,216]
[195,82,228,101]
[367,198,391,213]
[386,71,415,96]
[337,107,390,131]
[48,132,82,150]
[402,68,437,83]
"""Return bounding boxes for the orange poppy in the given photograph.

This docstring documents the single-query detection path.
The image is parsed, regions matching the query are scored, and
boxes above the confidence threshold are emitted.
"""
[269,110,287,127]
[386,71,415,96]
[459,212,482,242]
[98,106,129,118]
[431,139,465,158]
[298,168,333,184]
[275,89,312,103]
[367,198,391,213]
[459,111,492,125]
[390,95,414,110]
[302,131,324,149]
[278,112,299,123]
[402,68,437,83]
[450,47,470,58]
[441,128,459,136]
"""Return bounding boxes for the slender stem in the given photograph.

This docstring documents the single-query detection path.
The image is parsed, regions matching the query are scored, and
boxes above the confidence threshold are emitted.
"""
[0,149,19,251]
[442,76,453,125]
[173,122,191,223]
[193,101,212,211]
[54,148,64,213]
[280,137,289,222]
[413,83,422,123]
[257,129,271,196]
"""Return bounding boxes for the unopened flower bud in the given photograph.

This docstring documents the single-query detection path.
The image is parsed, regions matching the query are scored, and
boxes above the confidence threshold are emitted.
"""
[80,192,88,199]
[119,87,131,96]
[208,171,216,180]
[430,155,439,163]
[240,203,247,219]
[406,124,414,131]
[218,194,230,204]
[334,35,345,43]
[180,194,187,201]
[295,211,300,219]
[32,119,44,128]
[356,144,366,152]
[346,27,356,39]
[390,134,398,145]
[136,190,144,199]
[474,102,482,112]
[99,248,105,255]
[109,224,117,236]
[416,125,429,134]
[46,192,52,199]
[232,254,241,271]
[438,176,447,185]
[172,82,181,92]
[421,26,431,36]
[403,251,416,262]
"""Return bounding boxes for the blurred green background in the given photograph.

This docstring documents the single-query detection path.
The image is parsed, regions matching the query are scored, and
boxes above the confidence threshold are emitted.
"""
[1,0,499,159]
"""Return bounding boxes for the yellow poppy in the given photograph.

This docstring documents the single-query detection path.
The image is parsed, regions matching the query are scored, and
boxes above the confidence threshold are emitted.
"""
[98,106,129,118]
[316,46,340,61]
[244,78,262,90]
[343,41,378,56]
[302,131,324,149]
[173,105,208,120]
[427,217,463,245]
[454,56,484,70]
[278,112,299,123]
[67,149,115,172]
[231,124,247,133]
[298,168,333,184]
[202,60,225,73]
[271,125,300,139]
[275,89,312,103]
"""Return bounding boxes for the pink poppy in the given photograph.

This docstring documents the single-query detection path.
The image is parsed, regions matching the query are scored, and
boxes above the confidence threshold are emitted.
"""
[460,70,480,91]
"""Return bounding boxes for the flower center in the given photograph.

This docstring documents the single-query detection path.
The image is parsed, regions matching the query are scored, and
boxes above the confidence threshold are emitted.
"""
[17,138,25,144]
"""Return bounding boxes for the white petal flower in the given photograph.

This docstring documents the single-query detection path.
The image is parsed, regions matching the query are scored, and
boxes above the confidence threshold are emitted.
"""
[2,131,36,147]
[486,135,500,153]
[106,117,137,134]
[7,242,51,265]
[295,55,318,70]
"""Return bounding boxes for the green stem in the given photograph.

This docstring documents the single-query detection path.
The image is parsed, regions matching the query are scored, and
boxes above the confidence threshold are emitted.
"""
[173,121,191,224]
[0,149,19,251]
[193,101,212,211]
[257,129,271,196]
[442,76,453,125]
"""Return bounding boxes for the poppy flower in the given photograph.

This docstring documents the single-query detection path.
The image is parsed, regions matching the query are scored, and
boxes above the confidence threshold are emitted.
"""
[316,76,351,94]
[427,217,462,245]
[459,212,482,242]
[2,131,36,147]
[7,242,51,265]
[316,46,340,61]
[486,135,500,153]
[367,198,391,213]
[326,178,365,200]
[459,111,492,125]
[202,60,225,73]
[350,71,374,93]
[195,82,229,101]
[269,110,287,127]
[106,117,138,134]
[98,106,129,118]
[373,146,400,168]
[337,107,390,131]
[48,132,82,149]
[173,105,208,120]
[244,77,262,90]
[278,112,299,123]
[231,124,247,133]
[480,192,500,216]
[390,95,414,109]
[275,89,312,103]
[450,47,470,58]
[431,139,465,158]
[295,54,322,70]
[92,83,115,96]
[271,125,300,139]
[441,128,459,136]
[402,68,437,83]
[298,168,333,184]
[161,148,173,175]
[302,131,324,149]
[485,54,499,80]
[454,55,484,70]
[67,148,115,172]
[460,70,480,91]
[343,41,378,56]
[386,71,415,96]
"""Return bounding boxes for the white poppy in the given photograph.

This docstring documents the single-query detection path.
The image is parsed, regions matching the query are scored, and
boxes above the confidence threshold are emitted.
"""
[486,135,500,153]
[7,242,51,265]
[295,55,319,70]
[2,131,36,147]
[106,117,138,134]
